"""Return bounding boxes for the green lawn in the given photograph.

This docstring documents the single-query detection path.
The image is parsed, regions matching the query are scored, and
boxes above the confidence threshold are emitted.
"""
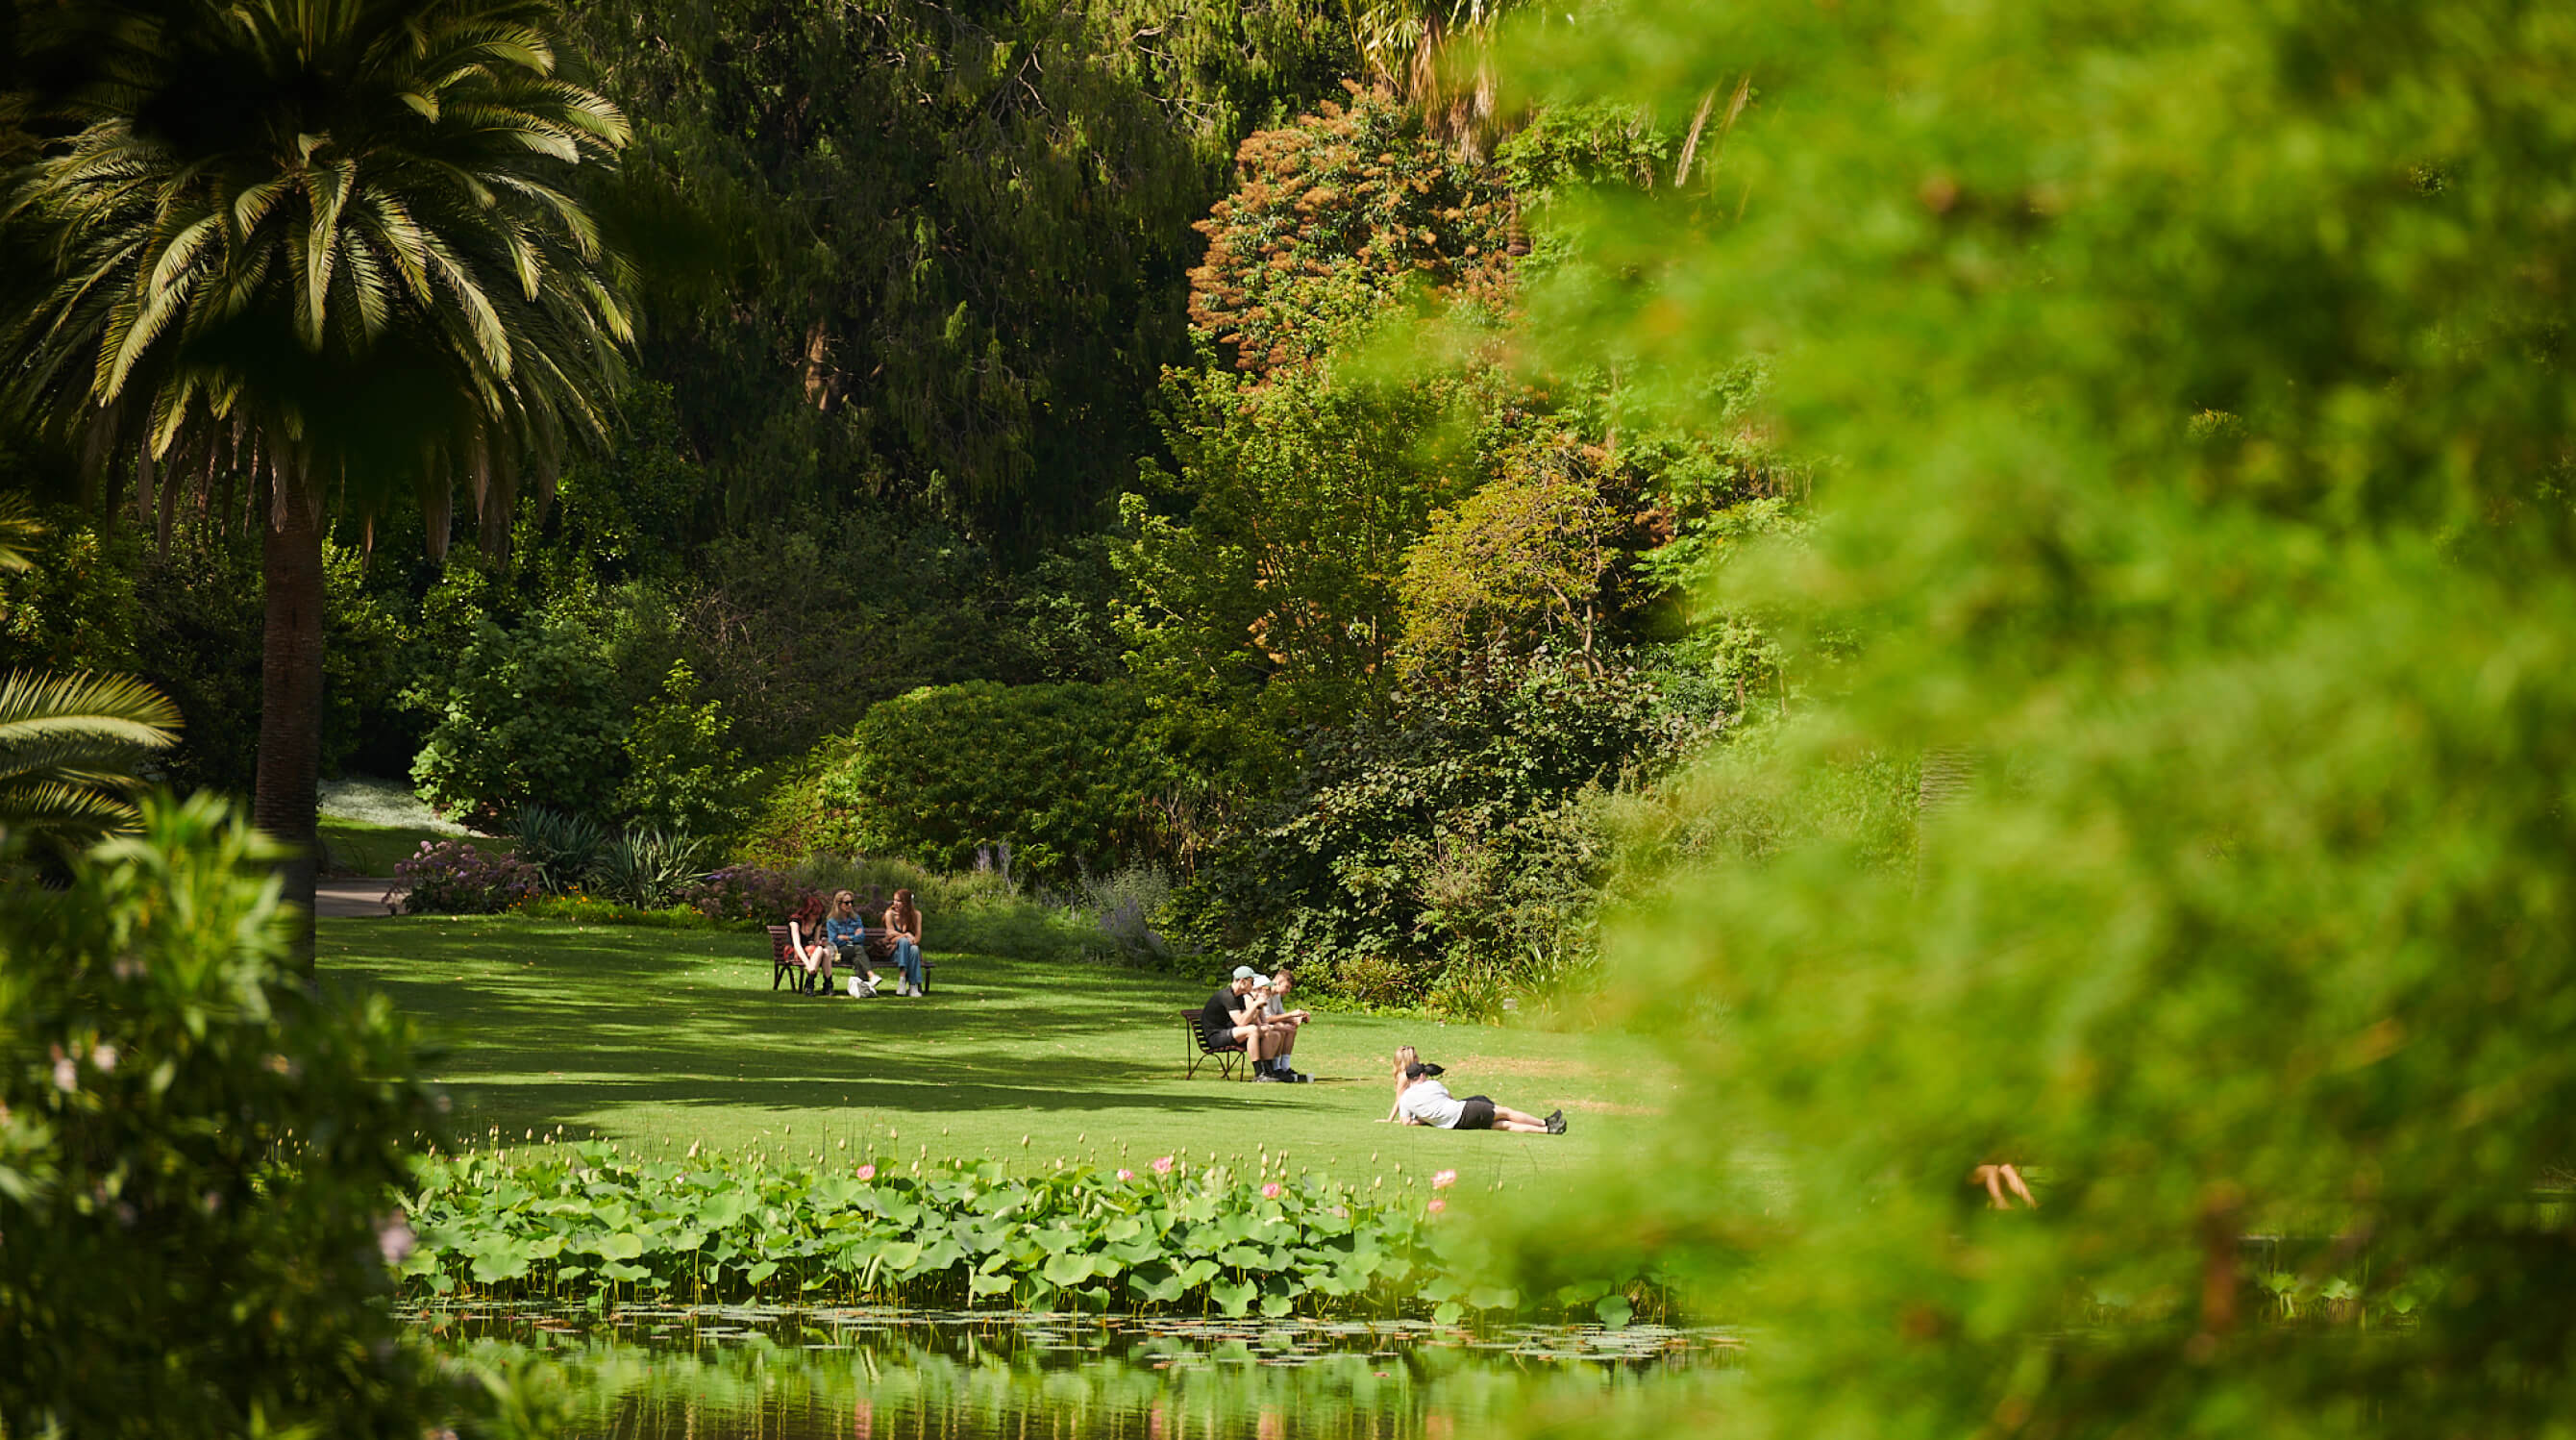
[320,916,1669,1188]
[318,818,492,875]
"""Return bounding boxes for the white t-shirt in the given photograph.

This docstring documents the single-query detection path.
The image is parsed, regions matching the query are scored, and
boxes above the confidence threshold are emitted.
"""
[1399,1079,1466,1130]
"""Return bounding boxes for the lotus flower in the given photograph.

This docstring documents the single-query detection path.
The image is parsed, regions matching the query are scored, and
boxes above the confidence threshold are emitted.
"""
[1431,1168,1457,1190]
[377,1214,416,1266]
[855,1164,877,1181]
[1262,1182,1282,1199]
[1426,1198,1448,1215]
[1116,1168,1135,1181]
[1152,1154,1176,1175]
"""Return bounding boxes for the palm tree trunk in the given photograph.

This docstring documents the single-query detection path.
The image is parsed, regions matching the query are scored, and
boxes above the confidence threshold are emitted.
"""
[254,484,325,972]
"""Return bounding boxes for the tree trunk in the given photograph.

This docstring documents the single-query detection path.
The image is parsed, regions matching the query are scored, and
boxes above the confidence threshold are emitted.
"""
[255,481,326,973]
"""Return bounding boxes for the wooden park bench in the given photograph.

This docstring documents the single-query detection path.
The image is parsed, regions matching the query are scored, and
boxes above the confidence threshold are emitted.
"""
[1179,1009,1246,1080]
[764,920,938,995]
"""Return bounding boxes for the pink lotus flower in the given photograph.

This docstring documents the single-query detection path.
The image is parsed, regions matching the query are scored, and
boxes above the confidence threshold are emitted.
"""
[1116,1168,1135,1181]
[1151,1154,1175,1176]
[1426,1198,1448,1215]
[855,1164,877,1181]
[377,1214,416,1266]
[1261,1181,1281,1199]
[1430,1169,1458,1190]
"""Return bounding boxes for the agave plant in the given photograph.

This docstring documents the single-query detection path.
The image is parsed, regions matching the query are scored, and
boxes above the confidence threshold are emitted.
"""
[508,804,608,894]
[590,828,708,909]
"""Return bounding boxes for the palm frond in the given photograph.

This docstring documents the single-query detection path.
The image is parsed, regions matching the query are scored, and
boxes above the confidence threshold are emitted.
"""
[0,670,183,750]
[0,496,43,573]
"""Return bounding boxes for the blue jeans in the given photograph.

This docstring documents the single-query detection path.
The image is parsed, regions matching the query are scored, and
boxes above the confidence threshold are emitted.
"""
[891,938,924,991]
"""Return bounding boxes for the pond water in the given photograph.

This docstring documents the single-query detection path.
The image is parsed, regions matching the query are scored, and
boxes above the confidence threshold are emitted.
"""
[420,1305,1737,1439]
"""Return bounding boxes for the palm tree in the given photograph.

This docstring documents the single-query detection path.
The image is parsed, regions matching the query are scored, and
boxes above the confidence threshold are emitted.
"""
[2,0,637,957]
[0,496,182,855]
[1342,0,1523,156]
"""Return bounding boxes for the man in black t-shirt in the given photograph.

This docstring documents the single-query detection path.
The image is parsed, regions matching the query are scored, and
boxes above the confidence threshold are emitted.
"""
[1200,966,1285,1082]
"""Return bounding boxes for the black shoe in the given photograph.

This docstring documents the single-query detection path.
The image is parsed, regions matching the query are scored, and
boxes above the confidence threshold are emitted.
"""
[1545,1110,1567,1134]
[1251,1070,1283,1082]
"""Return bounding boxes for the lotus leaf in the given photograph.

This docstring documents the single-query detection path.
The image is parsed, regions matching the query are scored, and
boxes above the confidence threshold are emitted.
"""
[1209,1279,1257,1317]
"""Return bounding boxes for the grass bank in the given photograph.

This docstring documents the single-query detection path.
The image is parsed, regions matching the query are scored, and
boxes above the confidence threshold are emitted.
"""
[319,916,1665,1187]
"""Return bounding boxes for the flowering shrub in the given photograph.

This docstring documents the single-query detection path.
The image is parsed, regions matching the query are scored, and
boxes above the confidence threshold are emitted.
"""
[685,865,821,928]
[394,840,540,915]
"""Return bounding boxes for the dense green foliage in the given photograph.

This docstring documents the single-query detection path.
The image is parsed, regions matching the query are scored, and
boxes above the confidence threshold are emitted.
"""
[818,681,1171,883]
[1192,656,1712,1011]
[0,796,441,1437]
[402,1140,1659,1324]
[1472,2,2576,1438]
[575,0,1355,540]
[411,614,624,825]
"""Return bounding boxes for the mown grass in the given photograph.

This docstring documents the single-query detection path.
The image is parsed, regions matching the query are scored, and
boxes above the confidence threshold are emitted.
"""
[317,818,495,876]
[319,916,1668,1187]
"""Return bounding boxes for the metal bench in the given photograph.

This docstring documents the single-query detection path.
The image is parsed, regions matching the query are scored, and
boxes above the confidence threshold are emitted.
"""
[1179,1009,1246,1080]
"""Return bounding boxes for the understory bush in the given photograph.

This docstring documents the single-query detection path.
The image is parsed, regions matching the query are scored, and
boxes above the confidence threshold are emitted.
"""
[1075,865,1177,964]
[683,864,817,928]
[1182,654,1717,1010]
[814,682,1171,883]
[399,1142,1664,1326]
[409,615,623,826]
[395,841,543,915]
[0,795,443,1437]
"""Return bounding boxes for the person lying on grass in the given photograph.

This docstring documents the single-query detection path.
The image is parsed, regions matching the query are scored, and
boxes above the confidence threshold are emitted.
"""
[1251,969,1312,1082]
[1379,1045,1443,1123]
[824,891,880,997]
[1201,966,1297,1082]
[1396,1062,1563,1133]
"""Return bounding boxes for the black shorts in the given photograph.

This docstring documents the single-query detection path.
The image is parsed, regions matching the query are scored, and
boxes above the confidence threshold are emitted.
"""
[1202,1028,1245,1053]
[1454,1097,1496,1130]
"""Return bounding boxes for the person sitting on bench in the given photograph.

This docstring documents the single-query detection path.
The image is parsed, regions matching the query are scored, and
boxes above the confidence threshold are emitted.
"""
[881,888,928,997]
[823,890,880,996]
[1252,969,1313,1082]
[789,920,837,997]
[1201,966,1289,1082]
[1396,1061,1563,1133]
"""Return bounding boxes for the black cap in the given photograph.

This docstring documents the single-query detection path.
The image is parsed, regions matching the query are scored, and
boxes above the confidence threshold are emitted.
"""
[1404,1062,1445,1080]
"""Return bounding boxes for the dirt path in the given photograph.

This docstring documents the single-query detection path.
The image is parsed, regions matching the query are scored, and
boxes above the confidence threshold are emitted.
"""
[314,878,402,918]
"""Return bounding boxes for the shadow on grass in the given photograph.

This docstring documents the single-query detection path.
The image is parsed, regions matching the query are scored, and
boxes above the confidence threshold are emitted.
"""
[324,918,1248,1123]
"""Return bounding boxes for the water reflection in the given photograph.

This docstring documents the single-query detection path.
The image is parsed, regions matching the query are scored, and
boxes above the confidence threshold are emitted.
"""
[421,1305,1735,1440]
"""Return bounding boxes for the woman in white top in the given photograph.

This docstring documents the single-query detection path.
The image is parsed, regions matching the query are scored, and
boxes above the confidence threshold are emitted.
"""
[1395,1063,1562,1133]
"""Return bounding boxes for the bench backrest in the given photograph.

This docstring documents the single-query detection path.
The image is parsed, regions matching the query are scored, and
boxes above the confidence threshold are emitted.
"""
[767,924,793,960]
